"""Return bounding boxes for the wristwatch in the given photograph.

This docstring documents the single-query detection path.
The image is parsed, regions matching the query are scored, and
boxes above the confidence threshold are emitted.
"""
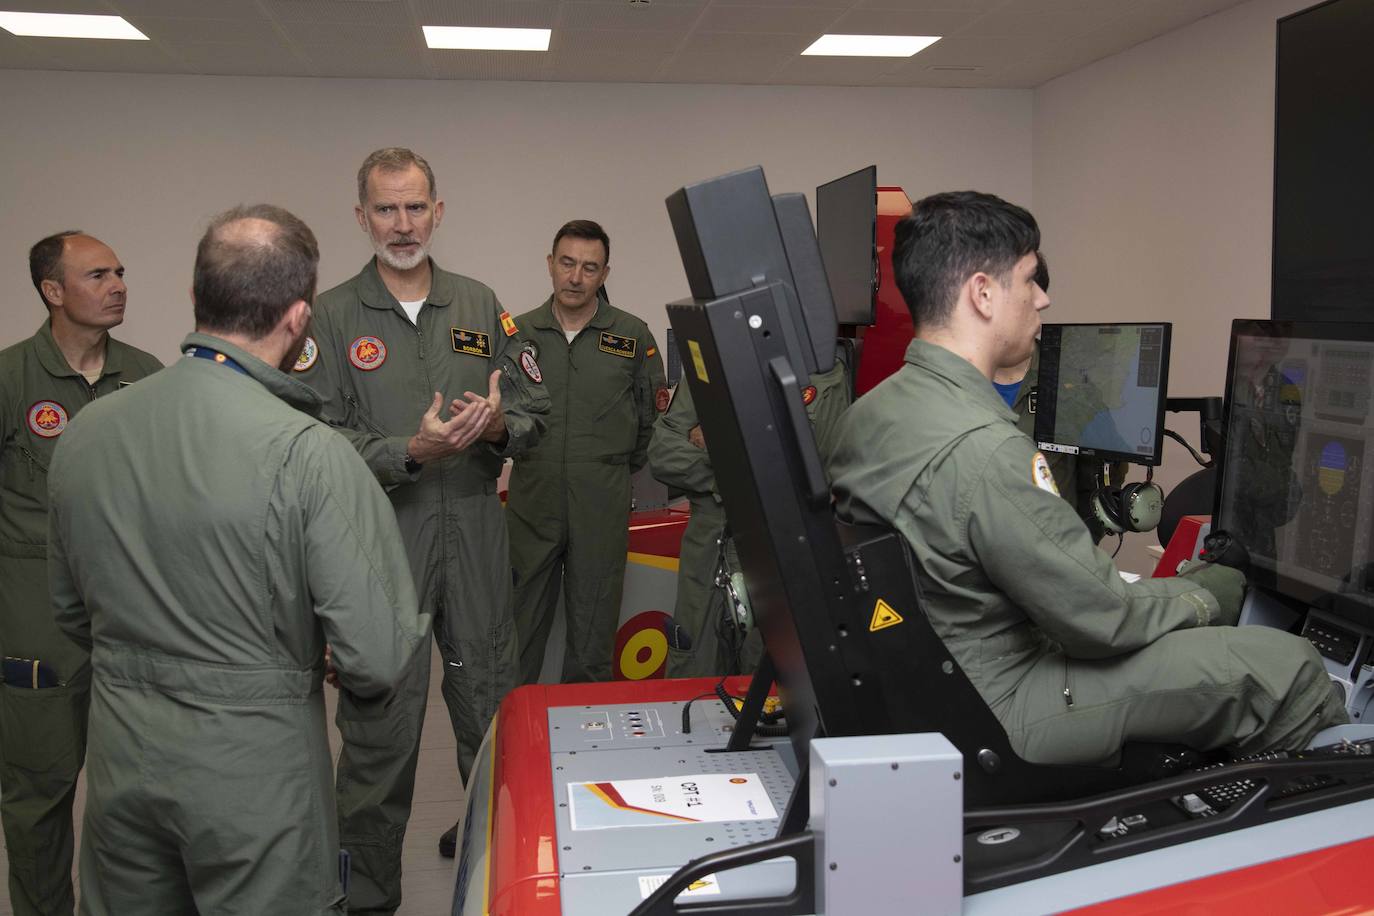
[404,452,423,474]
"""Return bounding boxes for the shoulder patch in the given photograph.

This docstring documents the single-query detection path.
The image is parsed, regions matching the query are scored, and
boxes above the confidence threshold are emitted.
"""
[293,335,318,372]
[349,335,386,371]
[1033,451,1060,495]
[655,386,671,413]
[599,331,637,359]
[519,347,543,384]
[28,400,68,438]
[801,385,817,406]
[452,327,492,358]
[499,311,518,337]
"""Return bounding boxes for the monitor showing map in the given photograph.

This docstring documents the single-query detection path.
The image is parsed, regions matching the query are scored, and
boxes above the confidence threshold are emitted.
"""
[1034,323,1172,466]
[1215,319,1374,617]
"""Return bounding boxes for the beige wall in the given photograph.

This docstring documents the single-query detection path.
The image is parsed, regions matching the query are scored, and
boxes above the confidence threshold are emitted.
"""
[1032,0,1309,569]
[0,70,1030,360]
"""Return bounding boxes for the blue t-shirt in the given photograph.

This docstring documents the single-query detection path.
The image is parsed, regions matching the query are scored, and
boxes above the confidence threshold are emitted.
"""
[993,379,1022,409]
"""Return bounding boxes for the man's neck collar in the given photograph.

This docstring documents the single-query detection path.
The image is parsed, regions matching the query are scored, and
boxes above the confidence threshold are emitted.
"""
[375,256,433,302]
[49,315,110,373]
[552,300,598,334]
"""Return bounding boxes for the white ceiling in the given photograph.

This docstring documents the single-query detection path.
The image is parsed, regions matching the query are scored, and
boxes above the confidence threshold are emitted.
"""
[0,0,1251,88]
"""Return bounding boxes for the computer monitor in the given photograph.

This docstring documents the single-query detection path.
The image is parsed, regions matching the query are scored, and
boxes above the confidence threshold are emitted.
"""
[1034,323,1172,466]
[815,165,878,326]
[1215,319,1374,619]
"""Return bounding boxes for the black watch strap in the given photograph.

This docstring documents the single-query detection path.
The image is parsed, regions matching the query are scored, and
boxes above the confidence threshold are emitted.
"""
[404,452,423,474]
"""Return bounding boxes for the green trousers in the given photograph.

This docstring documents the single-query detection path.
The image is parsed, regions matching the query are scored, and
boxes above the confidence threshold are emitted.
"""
[335,490,516,916]
[1005,625,1349,766]
[0,551,88,916]
[509,460,632,684]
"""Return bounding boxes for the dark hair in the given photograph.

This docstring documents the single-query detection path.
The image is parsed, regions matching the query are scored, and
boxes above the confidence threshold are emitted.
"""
[357,148,436,205]
[193,204,319,338]
[1034,251,1050,293]
[29,230,84,309]
[551,219,610,264]
[892,191,1040,327]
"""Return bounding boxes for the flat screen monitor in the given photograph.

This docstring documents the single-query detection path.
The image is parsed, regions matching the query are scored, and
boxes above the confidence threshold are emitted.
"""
[1034,323,1172,466]
[815,166,877,326]
[1215,319,1374,618]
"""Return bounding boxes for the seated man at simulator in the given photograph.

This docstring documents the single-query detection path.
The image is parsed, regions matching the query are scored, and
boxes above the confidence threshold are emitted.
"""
[826,190,1347,766]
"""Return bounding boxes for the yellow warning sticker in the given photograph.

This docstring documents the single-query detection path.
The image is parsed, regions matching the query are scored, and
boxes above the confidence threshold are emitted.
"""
[869,598,904,632]
[688,339,710,384]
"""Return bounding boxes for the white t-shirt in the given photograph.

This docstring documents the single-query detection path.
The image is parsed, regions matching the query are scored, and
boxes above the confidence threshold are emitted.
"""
[400,299,425,325]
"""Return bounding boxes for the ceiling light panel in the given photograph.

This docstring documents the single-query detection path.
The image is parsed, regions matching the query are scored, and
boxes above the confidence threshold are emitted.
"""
[422,25,550,51]
[801,34,940,57]
[0,11,149,40]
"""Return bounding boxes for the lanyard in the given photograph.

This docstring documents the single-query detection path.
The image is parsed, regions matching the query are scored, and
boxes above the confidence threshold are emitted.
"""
[185,346,249,376]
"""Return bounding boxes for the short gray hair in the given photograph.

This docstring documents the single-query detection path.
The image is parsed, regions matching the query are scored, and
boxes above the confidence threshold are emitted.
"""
[356,147,436,205]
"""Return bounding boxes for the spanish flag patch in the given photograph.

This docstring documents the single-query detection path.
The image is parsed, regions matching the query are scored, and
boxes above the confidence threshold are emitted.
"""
[500,311,517,337]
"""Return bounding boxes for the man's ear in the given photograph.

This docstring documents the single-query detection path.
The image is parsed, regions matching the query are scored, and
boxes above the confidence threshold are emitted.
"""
[285,299,311,337]
[41,279,64,309]
[968,272,995,320]
[354,205,368,233]
[432,198,445,228]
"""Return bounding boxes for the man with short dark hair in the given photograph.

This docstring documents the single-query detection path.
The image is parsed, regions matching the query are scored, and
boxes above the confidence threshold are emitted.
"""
[826,190,1346,765]
[0,230,161,916]
[47,204,427,915]
[507,220,667,683]
[295,148,548,905]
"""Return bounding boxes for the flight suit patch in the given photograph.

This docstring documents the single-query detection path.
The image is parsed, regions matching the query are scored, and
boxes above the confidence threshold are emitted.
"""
[349,335,387,371]
[655,387,670,413]
[599,332,636,359]
[1033,452,1060,495]
[519,348,543,384]
[452,328,492,357]
[802,385,817,406]
[294,336,318,372]
[499,312,518,337]
[28,400,68,438]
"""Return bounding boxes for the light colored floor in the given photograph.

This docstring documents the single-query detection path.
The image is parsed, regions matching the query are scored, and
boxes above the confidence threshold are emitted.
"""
[0,643,464,915]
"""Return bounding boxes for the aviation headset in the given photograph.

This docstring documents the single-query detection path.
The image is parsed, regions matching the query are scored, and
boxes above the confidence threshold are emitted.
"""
[1092,478,1165,535]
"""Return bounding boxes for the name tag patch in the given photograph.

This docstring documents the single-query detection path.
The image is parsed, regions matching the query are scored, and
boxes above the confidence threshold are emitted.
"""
[599,331,636,359]
[452,327,492,358]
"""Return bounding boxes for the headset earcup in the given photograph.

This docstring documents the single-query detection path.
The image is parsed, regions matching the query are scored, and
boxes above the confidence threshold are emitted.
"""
[1125,482,1165,533]
[1093,486,1127,535]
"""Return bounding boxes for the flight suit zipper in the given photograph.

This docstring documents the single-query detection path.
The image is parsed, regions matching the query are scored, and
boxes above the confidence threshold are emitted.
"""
[415,314,452,635]
[1063,659,1075,707]
[19,446,49,480]
[342,394,388,437]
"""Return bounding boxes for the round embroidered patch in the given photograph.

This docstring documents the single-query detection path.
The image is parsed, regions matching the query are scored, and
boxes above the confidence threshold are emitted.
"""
[28,400,69,438]
[349,335,387,371]
[1033,451,1060,495]
[519,349,543,384]
[293,336,318,372]
[655,386,671,413]
[802,385,817,406]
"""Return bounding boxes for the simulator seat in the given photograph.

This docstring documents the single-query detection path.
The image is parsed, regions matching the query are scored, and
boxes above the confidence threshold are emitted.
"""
[833,521,1209,809]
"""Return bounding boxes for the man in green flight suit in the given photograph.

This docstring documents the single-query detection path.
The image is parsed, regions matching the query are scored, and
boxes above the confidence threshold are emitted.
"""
[295,148,549,907]
[649,353,851,678]
[47,205,427,915]
[827,190,1346,766]
[0,230,161,916]
[508,220,667,684]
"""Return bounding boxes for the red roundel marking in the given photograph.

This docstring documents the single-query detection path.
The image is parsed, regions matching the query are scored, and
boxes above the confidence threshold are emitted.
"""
[349,335,387,371]
[28,400,69,438]
[802,385,817,406]
[655,386,670,413]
